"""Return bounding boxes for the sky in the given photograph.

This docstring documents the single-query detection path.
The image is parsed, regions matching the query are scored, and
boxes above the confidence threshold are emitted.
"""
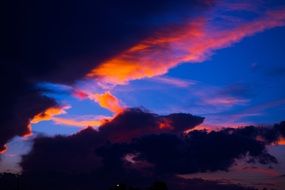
[1,0,285,190]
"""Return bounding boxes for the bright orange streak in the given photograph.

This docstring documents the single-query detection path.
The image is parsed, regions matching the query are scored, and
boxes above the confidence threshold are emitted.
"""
[89,91,124,114]
[276,137,285,145]
[52,117,110,128]
[31,106,70,124]
[87,9,285,85]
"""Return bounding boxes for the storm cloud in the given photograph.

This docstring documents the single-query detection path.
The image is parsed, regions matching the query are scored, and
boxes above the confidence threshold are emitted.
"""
[1,0,213,150]
[19,108,284,189]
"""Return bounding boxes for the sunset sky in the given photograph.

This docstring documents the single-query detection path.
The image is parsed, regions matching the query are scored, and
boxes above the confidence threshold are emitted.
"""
[1,1,285,190]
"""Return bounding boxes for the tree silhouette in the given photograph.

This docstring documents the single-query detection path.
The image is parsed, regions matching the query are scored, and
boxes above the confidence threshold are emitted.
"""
[149,181,168,190]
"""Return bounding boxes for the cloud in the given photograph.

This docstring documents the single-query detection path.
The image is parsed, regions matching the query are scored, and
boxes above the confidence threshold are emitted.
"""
[21,127,104,174]
[73,89,125,114]
[0,67,57,151]
[89,92,124,114]
[2,0,283,153]
[31,105,70,124]
[117,130,276,175]
[1,0,211,155]
[19,108,204,185]
[0,146,7,154]
[189,83,251,109]
[203,96,249,107]
[150,76,195,88]
[99,108,204,142]
[51,116,110,128]
[222,1,259,11]
[19,116,284,189]
[222,121,285,145]
[87,8,285,85]
[225,98,285,122]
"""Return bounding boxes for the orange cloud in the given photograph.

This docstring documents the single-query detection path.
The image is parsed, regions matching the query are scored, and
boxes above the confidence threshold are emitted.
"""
[76,91,124,114]
[87,9,285,85]
[52,116,110,128]
[276,137,285,145]
[31,105,70,124]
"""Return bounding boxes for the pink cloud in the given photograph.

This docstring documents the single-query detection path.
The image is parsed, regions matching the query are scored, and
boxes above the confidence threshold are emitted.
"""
[203,96,249,106]
[87,8,285,86]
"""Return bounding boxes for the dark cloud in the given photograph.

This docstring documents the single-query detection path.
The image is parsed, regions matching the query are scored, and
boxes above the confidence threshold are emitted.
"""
[218,83,253,99]
[17,0,215,84]
[19,109,283,189]
[1,0,214,150]
[99,108,204,142]
[273,121,285,137]
[21,127,104,174]
[225,121,285,144]
[98,131,276,176]
[21,108,203,173]
[0,64,57,151]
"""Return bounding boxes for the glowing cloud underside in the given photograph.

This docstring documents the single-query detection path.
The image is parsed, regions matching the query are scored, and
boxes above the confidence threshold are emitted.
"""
[87,9,285,85]
[31,106,70,124]
[52,117,110,128]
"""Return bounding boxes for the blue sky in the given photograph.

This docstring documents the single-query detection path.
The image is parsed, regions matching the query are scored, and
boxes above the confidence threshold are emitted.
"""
[31,20,285,136]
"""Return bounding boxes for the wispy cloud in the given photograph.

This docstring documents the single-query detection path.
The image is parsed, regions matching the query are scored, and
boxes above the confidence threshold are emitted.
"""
[149,76,196,88]
[73,90,125,114]
[87,8,285,86]
[203,96,249,107]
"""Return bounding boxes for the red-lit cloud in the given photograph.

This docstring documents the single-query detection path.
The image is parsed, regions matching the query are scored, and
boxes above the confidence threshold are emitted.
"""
[0,145,7,154]
[87,8,285,85]
[89,92,124,114]
[73,89,125,114]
